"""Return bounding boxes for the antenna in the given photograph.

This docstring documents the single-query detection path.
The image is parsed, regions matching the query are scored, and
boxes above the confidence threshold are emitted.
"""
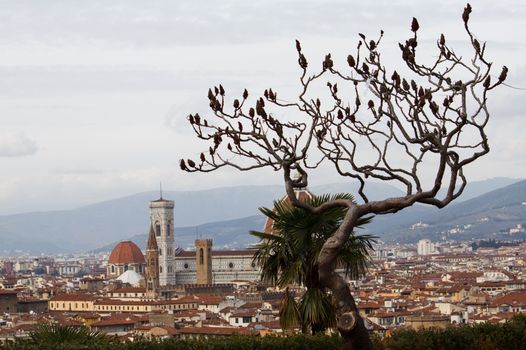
[159,182,163,200]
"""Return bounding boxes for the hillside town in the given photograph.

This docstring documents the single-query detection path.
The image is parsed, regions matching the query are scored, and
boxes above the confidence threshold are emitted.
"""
[1,191,526,345]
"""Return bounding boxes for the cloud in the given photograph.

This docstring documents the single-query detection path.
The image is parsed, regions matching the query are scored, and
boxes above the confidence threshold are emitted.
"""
[0,132,38,157]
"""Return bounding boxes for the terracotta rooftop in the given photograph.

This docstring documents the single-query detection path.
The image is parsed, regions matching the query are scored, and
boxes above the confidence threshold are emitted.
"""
[490,292,526,307]
[178,326,256,336]
[50,293,96,302]
[108,241,145,265]
[110,287,146,294]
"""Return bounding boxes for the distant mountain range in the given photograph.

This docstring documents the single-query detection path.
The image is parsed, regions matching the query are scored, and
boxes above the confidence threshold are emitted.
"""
[0,177,522,254]
[368,179,526,243]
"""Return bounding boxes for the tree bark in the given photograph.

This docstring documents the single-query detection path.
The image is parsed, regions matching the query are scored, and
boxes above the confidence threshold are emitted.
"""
[315,208,372,349]
[322,269,372,349]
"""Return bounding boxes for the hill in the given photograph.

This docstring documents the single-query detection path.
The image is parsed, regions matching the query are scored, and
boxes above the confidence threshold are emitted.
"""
[0,178,522,254]
[372,179,526,242]
[0,181,403,254]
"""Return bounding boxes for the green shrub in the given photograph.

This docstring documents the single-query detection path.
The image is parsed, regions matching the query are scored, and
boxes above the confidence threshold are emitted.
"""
[383,315,526,350]
[3,316,526,350]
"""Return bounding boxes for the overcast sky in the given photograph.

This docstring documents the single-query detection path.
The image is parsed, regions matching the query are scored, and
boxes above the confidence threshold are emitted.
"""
[0,0,525,214]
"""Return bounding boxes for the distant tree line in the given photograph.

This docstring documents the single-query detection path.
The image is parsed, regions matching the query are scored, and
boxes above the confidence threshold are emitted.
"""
[471,239,523,250]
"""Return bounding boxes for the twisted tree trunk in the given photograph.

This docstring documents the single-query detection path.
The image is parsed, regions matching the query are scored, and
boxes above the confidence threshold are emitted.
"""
[318,209,372,349]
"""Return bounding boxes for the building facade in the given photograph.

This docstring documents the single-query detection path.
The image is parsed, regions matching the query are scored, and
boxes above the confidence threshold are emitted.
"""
[417,239,436,255]
[174,248,260,285]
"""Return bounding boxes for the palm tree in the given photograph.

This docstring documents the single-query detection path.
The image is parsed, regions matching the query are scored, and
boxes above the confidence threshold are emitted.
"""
[29,323,109,349]
[251,193,375,334]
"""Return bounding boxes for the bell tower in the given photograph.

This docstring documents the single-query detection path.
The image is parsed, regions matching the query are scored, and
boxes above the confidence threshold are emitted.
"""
[145,224,159,299]
[149,197,175,286]
[195,239,213,285]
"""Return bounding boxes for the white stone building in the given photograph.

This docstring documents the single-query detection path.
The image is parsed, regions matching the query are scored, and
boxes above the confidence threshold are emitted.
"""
[149,198,176,286]
[174,248,260,285]
[417,239,436,255]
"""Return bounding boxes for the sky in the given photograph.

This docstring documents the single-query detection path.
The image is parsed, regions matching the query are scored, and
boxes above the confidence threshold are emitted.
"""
[0,0,525,214]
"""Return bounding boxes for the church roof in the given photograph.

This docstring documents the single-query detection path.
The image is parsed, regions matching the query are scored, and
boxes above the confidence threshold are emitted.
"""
[108,241,145,265]
[263,188,315,234]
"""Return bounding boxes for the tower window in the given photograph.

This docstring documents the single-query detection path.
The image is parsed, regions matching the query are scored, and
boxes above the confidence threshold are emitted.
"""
[199,248,204,265]
[160,266,163,273]
[155,222,161,237]
[166,224,170,236]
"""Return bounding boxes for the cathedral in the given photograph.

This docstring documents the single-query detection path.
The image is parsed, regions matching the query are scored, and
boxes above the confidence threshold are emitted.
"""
[106,176,316,297]
[107,196,260,294]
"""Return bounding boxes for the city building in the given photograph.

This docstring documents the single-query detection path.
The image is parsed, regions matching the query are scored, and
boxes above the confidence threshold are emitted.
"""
[417,239,436,255]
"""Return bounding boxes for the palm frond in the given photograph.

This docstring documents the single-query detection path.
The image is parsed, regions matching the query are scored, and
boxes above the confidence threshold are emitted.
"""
[299,288,336,329]
[279,288,300,330]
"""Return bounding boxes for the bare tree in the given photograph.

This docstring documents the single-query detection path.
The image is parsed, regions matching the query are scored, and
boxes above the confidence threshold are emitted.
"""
[180,4,507,349]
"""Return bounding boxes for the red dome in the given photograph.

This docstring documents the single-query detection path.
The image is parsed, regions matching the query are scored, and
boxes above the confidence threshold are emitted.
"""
[108,241,145,264]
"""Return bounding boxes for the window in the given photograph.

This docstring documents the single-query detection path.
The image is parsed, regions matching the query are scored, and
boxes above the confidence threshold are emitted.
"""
[160,266,163,273]
[228,262,234,269]
[159,249,162,256]
[155,222,161,237]
[184,263,189,269]
[199,248,204,265]
[166,224,170,236]
[111,265,115,273]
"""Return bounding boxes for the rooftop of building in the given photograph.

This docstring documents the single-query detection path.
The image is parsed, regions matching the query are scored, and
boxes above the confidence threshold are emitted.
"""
[108,241,145,265]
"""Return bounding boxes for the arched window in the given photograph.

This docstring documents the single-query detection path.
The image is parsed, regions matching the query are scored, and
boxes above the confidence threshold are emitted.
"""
[155,222,161,236]
[166,224,170,236]
[111,265,115,273]
[199,248,204,265]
